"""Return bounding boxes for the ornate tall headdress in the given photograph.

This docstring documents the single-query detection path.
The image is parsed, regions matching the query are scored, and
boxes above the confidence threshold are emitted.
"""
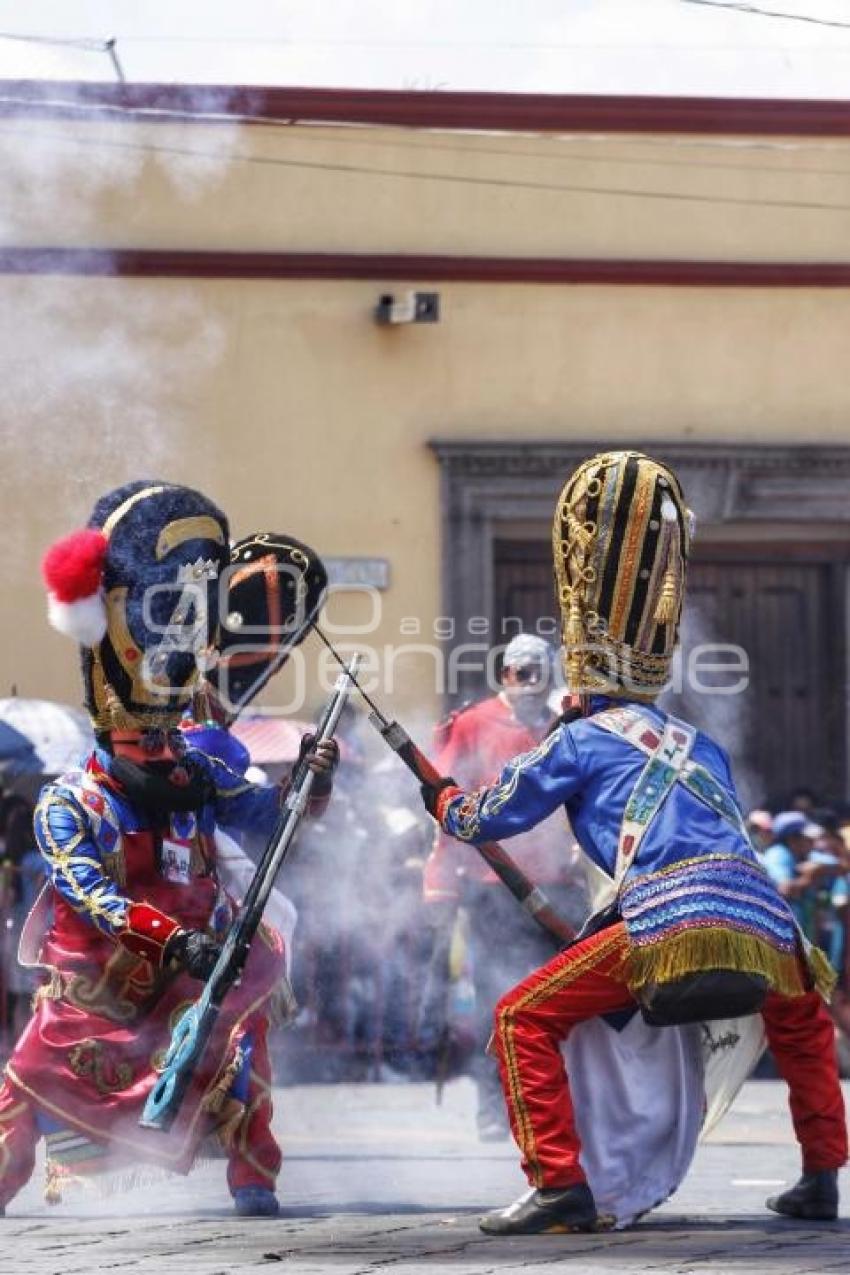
[42,481,230,733]
[552,451,693,701]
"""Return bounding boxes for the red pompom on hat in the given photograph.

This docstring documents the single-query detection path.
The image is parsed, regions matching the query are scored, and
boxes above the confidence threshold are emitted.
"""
[42,528,109,646]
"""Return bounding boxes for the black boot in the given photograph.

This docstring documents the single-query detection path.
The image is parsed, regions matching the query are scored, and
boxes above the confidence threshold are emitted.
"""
[766,1170,839,1221]
[480,1184,598,1235]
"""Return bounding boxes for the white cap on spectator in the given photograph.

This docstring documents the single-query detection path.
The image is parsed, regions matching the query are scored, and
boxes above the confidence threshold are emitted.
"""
[503,634,551,668]
[772,811,807,839]
[803,821,825,840]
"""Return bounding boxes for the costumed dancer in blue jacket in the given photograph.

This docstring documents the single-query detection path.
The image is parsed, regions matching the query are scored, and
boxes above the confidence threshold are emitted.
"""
[0,485,334,1218]
[422,450,847,1235]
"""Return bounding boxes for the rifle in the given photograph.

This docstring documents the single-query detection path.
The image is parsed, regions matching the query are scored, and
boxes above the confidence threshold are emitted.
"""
[140,654,361,1132]
[310,625,575,948]
[417,906,457,1106]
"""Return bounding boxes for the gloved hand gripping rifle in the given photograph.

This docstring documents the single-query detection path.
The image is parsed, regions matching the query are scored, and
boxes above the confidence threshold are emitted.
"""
[140,654,361,1132]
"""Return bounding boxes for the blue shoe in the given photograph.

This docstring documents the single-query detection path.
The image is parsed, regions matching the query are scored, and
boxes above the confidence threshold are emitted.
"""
[233,1186,280,1217]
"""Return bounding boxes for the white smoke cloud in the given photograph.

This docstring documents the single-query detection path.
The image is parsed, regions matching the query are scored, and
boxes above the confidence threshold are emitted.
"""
[0,82,247,557]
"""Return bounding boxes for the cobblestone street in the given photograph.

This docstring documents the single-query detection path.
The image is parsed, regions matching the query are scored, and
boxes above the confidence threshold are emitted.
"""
[1,1078,848,1274]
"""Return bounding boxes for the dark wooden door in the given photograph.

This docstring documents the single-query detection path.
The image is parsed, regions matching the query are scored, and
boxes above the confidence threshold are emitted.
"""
[681,559,846,806]
[492,538,556,637]
[492,538,847,806]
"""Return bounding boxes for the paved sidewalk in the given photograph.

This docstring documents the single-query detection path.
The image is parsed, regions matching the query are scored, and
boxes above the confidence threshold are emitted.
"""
[1,1078,848,1274]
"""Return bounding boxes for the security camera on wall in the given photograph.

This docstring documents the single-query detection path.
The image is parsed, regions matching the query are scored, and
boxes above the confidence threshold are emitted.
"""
[374,290,440,325]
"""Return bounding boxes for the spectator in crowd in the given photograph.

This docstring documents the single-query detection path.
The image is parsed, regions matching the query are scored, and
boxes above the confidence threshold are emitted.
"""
[762,811,836,940]
[836,803,850,864]
[746,809,773,858]
[421,633,588,1140]
[811,808,850,873]
[806,812,850,977]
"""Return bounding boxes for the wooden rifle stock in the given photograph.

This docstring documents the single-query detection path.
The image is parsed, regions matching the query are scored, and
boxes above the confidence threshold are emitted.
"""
[372,716,575,947]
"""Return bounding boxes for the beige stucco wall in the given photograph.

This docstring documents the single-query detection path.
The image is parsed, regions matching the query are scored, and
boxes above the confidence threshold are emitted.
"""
[1,112,849,721]
[2,117,850,261]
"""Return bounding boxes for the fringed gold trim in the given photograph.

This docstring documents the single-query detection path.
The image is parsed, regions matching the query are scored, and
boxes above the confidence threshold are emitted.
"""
[806,941,838,1000]
[32,968,63,1011]
[44,1158,89,1205]
[623,927,811,998]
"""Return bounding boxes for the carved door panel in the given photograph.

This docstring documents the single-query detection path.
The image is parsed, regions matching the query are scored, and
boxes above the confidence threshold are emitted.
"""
[682,560,846,805]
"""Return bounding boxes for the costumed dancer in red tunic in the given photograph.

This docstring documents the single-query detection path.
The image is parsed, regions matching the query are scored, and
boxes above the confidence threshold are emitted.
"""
[422,633,587,1138]
[0,484,334,1217]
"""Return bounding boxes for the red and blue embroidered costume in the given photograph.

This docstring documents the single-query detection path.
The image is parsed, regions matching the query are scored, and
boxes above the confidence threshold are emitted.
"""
[434,695,846,1190]
[0,727,289,1208]
[429,451,847,1223]
[0,485,332,1216]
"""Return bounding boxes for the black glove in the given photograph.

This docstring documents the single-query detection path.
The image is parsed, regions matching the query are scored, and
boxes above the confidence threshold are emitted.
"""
[420,776,458,819]
[297,733,340,798]
[164,929,223,981]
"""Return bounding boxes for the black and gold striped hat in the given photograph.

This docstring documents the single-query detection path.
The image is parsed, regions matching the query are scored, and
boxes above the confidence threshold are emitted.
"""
[552,451,692,701]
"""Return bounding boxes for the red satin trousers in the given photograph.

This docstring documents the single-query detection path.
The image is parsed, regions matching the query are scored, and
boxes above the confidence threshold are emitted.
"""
[491,922,848,1189]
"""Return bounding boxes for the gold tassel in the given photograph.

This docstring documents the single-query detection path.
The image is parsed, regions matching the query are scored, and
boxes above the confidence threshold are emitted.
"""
[32,969,63,1011]
[654,522,682,627]
[565,591,584,648]
[44,1160,87,1204]
[192,682,213,724]
[213,1096,246,1151]
[654,568,678,626]
[201,1045,244,1118]
[44,1160,64,1205]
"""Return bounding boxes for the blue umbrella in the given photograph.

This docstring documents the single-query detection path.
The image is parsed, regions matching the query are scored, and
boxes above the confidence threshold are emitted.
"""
[0,720,42,777]
[0,699,93,777]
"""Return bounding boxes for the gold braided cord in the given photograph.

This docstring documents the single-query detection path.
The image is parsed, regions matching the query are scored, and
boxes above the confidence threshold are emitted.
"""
[552,456,610,691]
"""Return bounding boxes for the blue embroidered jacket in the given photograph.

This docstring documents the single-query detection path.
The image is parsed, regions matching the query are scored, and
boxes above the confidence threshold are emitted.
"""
[439,697,810,991]
[33,726,281,944]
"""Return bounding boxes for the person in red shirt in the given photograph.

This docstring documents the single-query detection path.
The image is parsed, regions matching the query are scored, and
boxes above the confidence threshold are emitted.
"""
[422,634,587,1139]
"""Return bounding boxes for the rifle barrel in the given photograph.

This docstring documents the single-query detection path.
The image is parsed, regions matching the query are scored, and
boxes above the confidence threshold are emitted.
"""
[311,627,575,948]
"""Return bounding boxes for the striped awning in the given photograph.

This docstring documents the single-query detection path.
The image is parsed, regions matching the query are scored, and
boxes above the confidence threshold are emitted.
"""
[229,716,310,764]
